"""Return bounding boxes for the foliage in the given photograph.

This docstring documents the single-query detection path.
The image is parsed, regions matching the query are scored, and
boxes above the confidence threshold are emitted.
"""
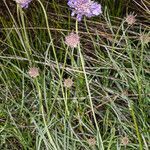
[0,0,150,149]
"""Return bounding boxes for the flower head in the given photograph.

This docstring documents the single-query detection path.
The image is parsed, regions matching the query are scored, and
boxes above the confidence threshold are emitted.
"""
[67,0,102,21]
[121,137,129,145]
[125,13,136,25]
[15,0,32,8]
[65,32,80,48]
[28,67,39,78]
[64,78,73,88]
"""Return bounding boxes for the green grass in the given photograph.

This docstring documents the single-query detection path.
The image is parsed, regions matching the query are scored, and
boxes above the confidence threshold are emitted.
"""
[0,0,150,149]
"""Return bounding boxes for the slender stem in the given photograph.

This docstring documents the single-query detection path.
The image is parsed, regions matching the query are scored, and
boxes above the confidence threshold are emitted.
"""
[35,78,57,150]
[76,20,104,150]
[129,101,143,150]
[38,0,69,116]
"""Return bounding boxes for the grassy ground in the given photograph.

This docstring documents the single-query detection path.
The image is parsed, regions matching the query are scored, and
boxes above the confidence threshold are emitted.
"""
[0,0,150,149]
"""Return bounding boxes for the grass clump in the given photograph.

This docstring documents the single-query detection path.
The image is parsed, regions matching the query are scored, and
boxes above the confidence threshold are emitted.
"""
[0,0,150,149]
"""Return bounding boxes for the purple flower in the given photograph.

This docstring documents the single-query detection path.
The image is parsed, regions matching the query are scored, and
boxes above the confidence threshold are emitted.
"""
[15,0,32,8]
[67,0,102,21]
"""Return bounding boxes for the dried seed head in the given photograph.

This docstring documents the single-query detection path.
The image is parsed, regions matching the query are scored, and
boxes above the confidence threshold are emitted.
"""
[64,78,73,88]
[28,67,39,78]
[121,137,129,145]
[65,32,80,48]
[87,138,96,146]
[139,34,150,44]
[125,13,136,25]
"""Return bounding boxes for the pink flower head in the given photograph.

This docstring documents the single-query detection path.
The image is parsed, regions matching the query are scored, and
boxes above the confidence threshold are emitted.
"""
[125,13,136,25]
[64,78,74,88]
[121,137,129,145]
[15,0,32,8]
[28,67,39,78]
[65,32,80,48]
